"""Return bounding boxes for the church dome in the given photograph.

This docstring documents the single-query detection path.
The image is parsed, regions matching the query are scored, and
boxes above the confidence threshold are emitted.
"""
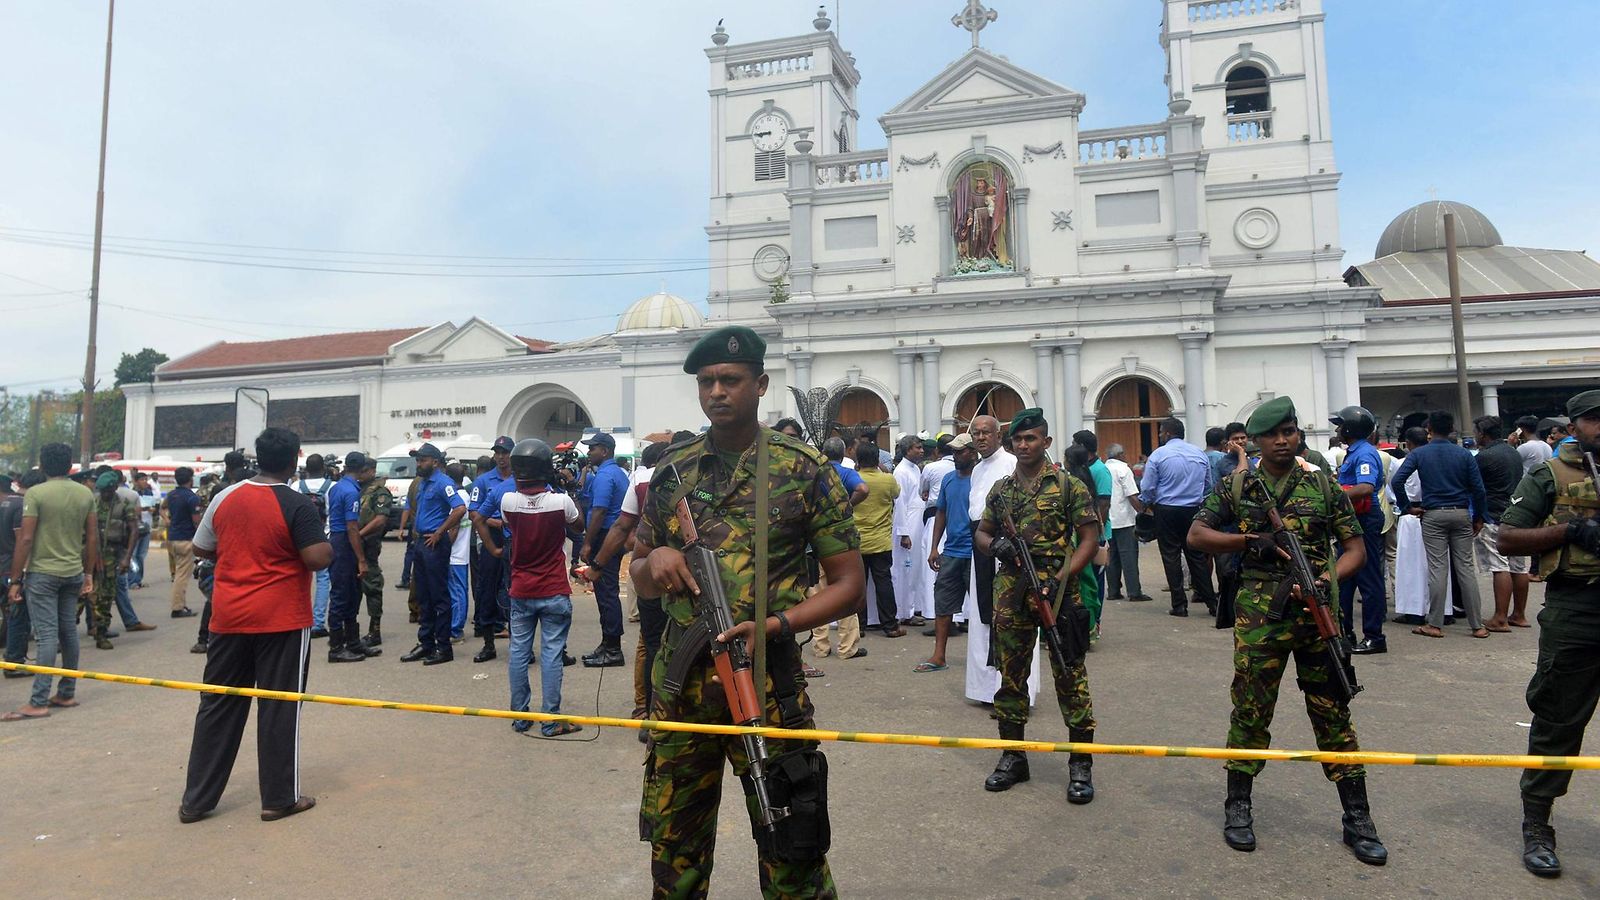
[1375,200,1502,259]
[616,290,704,333]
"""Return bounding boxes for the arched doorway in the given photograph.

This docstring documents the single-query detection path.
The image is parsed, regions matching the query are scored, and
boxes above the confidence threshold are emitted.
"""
[834,387,890,449]
[1095,377,1173,462]
[954,382,1025,431]
[501,385,594,446]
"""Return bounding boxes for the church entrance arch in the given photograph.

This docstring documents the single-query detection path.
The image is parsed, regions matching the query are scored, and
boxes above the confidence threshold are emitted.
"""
[954,382,1025,431]
[1095,377,1173,462]
[499,384,593,446]
[835,388,891,449]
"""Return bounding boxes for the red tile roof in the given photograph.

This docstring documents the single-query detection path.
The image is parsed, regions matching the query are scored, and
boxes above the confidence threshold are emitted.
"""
[517,336,555,352]
[158,327,428,377]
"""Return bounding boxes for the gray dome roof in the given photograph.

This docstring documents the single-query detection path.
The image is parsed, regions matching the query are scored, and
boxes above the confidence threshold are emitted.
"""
[1375,200,1502,259]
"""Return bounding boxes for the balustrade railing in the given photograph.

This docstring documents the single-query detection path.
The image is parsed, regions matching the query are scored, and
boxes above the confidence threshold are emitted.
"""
[1188,0,1296,24]
[727,53,813,80]
[1078,126,1168,165]
[813,150,891,186]
[1226,111,1273,143]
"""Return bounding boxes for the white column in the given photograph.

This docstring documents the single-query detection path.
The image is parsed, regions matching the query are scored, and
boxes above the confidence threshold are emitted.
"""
[894,347,919,437]
[1178,333,1208,445]
[1481,380,1502,418]
[1059,338,1084,435]
[1031,342,1056,433]
[786,351,814,393]
[1321,339,1349,412]
[920,347,942,435]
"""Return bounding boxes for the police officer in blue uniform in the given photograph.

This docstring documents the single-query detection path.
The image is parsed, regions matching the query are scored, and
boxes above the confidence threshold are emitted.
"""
[1332,406,1388,654]
[577,431,630,668]
[399,443,469,666]
[327,451,376,663]
[467,436,516,663]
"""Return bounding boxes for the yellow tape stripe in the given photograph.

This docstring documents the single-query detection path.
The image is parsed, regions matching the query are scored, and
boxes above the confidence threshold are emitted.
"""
[4,660,1594,770]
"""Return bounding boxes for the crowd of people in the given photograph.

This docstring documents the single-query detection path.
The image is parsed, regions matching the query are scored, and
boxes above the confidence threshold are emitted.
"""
[3,351,1598,891]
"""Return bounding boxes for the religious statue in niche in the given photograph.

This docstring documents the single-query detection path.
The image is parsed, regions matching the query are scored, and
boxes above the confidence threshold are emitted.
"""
[951,160,1012,274]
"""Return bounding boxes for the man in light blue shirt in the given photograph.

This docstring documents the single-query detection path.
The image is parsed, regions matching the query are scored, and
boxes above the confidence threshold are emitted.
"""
[1138,417,1217,617]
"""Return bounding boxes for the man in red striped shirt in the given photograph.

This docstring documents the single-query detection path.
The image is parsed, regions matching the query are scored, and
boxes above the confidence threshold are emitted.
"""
[179,427,331,823]
[496,438,582,737]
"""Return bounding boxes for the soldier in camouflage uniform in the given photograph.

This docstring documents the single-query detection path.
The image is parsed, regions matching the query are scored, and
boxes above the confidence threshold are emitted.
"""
[356,460,393,648]
[87,471,137,649]
[1498,389,1600,879]
[630,325,863,900]
[973,409,1102,802]
[1188,396,1386,865]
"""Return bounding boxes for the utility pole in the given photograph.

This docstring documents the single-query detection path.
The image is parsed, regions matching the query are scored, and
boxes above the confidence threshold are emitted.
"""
[1444,211,1472,434]
[80,0,116,466]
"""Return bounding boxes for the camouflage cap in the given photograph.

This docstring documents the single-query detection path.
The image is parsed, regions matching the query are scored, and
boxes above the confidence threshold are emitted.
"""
[1007,407,1047,437]
[683,325,766,374]
[1567,389,1600,421]
[1246,396,1297,437]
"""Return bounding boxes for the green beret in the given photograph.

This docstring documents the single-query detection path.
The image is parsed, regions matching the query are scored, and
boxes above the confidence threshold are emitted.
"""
[1567,389,1600,421]
[1245,396,1297,437]
[1008,407,1047,437]
[683,325,766,374]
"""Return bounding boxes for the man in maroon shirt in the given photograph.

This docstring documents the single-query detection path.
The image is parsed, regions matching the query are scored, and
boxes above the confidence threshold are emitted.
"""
[496,438,583,737]
[179,427,331,823]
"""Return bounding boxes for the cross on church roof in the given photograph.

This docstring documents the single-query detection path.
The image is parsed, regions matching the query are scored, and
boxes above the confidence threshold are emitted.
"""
[952,0,998,49]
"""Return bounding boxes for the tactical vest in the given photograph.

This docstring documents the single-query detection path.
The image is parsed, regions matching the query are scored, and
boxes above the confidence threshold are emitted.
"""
[1539,444,1600,578]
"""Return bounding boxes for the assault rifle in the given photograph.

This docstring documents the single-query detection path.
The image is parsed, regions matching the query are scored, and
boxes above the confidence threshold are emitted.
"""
[656,482,789,839]
[997,506,1088,672]
[1255,480,1362,704]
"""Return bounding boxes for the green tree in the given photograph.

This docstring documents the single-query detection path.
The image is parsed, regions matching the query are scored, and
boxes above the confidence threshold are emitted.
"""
[114,348,168,386]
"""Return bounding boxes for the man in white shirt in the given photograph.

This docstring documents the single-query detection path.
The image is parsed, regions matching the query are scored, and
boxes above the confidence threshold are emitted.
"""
[892,436,928,625]
[964,415,1039,705]
[1104,444,1150,602]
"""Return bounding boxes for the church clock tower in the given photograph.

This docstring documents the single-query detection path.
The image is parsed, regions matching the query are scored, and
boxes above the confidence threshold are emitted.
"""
[704,10,860,322]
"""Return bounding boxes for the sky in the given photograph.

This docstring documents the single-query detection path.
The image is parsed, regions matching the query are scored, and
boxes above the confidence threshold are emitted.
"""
[3,1,1597,392]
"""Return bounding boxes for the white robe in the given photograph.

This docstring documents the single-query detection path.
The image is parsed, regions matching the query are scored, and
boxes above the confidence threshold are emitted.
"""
[891,458,926,621]
[1394,472,1447,616]
[914,458,956,619]
[965,449,1039,704]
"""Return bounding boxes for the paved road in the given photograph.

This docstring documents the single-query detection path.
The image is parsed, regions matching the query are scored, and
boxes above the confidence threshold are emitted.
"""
[4,541,1597,898]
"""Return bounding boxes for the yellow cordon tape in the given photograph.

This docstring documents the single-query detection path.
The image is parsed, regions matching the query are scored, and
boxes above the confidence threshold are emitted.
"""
[3,660,1594,770]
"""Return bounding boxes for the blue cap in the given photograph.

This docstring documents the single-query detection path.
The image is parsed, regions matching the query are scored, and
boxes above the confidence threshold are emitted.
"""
[587,431,616,450]
[492,435,516,453]
[409,442,445,460]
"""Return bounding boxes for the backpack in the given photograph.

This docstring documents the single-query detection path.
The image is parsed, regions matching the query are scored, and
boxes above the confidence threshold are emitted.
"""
[299,477,331,523]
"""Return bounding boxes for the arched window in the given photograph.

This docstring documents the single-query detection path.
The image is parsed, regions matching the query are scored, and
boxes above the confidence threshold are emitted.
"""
[1225,65,1270,115]
[835,388,890,449]
[954,382,1025,431]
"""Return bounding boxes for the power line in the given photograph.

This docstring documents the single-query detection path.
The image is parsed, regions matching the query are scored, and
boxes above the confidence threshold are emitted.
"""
[0,224,711,264]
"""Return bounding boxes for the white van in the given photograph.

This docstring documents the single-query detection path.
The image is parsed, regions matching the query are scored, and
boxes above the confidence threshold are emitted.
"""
[373,436,493,530]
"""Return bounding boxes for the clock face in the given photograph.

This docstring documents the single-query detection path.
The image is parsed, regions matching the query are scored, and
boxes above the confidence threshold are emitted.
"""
[751,114,788,152]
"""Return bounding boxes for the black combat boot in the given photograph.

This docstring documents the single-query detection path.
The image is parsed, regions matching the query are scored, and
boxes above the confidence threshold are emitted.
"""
[1223,770,1256,851]
[1067,727,1095,805]
[352,622,380,657]
[1335,777,1387,865]
[1522,796,1561,878]
[361,618,382,649]
[327,630,364,663]
[474,634,498,664]
[984,722,1030,792]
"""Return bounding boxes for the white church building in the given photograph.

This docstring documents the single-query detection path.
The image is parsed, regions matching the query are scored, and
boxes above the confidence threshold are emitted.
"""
[123,1,1600,462]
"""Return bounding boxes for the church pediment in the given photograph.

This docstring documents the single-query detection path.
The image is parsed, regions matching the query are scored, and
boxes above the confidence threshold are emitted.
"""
[880,48,1084,135]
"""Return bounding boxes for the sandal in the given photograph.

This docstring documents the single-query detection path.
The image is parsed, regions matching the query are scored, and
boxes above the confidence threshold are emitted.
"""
[1470,627,1490,639]
[539,722,583,738]
[2,707,50,721]
[912,661,948,673]
[47,696,79,708]
[1484,623,1513,633]
[1411,625,1444,638]
[1508,618,1532,628]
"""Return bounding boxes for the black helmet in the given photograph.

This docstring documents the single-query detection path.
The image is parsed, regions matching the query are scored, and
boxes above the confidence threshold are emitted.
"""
[1329,405,1377,439]
[510,438,556,483]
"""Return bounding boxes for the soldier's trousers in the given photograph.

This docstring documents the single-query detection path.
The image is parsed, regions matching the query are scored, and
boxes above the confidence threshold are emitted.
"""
[361,562,384,623]
[1521,586,1600,801]
[641,647,835,899]
[81,563,120,637]
[1227,582,1363,781]
[991,592,1095,730]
